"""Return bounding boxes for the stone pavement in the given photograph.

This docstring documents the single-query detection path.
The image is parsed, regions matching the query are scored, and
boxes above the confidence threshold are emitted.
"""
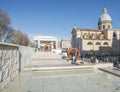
[27,52,113,70]
[1,52,120,92]
[2,68,120,92]
[29,52,71,67]
[99,67,120,77]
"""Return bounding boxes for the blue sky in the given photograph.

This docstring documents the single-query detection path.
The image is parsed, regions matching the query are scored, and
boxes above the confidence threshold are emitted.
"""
[0,0,120,41]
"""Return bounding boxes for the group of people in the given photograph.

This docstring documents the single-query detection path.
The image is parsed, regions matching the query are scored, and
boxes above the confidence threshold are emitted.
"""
[91,56,119,63]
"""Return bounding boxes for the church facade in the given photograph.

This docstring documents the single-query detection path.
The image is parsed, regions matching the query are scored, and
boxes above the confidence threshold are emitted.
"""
[72,8,120,56]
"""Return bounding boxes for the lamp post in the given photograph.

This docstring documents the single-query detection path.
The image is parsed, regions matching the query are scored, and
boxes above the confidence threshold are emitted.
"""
[118,34,120,55]
[101,39,102,56]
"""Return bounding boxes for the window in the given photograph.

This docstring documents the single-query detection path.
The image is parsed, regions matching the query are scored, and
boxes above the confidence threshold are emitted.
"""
[103,42,108,45]
[87,42,93,45]
[113,32,117,38]
[100,34,104,39]
[108,25,110,29]
[92,35,95,39]
[92,34,96,39]
[84,33,88,39]
[96,42,101,45]
[103,25,105,29]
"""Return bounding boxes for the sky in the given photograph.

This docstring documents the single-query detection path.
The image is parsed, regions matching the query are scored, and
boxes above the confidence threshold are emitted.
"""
[0,0,120,41]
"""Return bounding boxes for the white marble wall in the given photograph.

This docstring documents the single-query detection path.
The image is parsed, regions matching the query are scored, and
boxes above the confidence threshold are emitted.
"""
[0,42,33,90]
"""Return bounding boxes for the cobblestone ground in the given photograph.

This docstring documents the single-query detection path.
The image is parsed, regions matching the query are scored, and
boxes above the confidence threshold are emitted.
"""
[1,52,120,92]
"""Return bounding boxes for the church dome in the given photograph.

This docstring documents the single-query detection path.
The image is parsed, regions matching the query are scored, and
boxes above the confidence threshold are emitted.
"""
[98,8,112,23]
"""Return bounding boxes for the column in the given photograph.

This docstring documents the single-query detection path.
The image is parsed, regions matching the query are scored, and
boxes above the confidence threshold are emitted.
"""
[56,40,58,49]
[38,40,40,49]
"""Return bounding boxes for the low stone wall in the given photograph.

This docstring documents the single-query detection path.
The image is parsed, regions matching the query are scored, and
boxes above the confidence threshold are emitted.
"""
[0,42,33,90]
[19,46,33,71]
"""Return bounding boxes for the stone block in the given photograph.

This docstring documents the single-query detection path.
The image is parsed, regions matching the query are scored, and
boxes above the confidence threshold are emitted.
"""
[0,43,33,90]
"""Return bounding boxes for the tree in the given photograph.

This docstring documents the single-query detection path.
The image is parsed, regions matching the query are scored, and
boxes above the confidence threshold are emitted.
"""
[10,29,30,46]
[0,9,11,40]
[21,32,30,46]
[29,42,36,48]
[0,9,31,46]
[4,27,14,42]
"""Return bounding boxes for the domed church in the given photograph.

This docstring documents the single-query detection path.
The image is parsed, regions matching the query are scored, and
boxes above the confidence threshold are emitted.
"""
[72,8,120,56]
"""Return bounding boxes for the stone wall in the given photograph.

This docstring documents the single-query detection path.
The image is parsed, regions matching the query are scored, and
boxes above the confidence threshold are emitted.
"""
[19,46,33,71]
[0,42,33,90]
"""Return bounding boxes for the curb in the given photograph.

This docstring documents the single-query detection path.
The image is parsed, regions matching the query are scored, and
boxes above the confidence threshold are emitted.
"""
[99,68,120,77]
[32,66,93,71]
[23,63,112,71]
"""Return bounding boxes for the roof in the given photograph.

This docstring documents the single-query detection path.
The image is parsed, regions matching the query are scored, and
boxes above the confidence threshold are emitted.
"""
[34,35,58,41]
[73,28,101,32]
[98,8,112,23]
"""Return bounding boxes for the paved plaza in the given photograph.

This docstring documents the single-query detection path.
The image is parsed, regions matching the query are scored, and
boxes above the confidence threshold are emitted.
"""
[1,52,120,92]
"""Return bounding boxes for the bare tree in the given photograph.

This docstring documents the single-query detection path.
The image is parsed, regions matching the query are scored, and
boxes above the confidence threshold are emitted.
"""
[12,30,23,44]
[9,29,30,46]
[4,27,14,42]
[0,9,31,46]
[21,32,30,46]
[0,9,11,40]
[29,42,36,48]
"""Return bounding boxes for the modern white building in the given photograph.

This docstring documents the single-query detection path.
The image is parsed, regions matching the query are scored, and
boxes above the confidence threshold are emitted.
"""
[34,36,58,51]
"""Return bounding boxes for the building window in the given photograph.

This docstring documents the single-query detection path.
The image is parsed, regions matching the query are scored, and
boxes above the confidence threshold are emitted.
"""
[113,32,117,38]
[100,34,104,39]
[87,42,93,45]
[108,25,110,29]
[92,34,96,39]
[84,33,88,39]
[96,42,101,45]
[103,25,105,29]
[103,42,108,45]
